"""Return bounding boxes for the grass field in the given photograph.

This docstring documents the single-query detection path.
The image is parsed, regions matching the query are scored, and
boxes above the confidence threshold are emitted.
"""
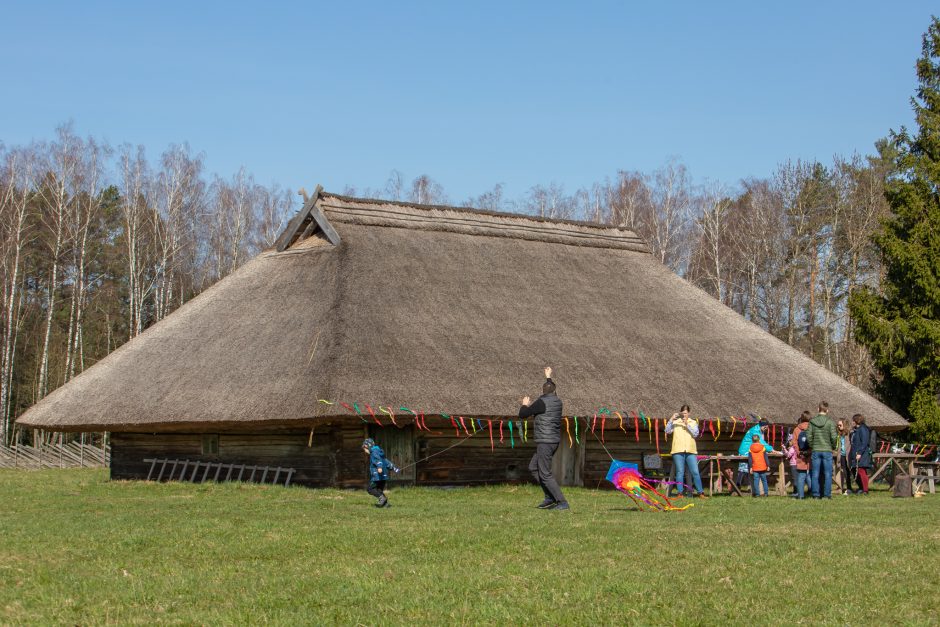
[1,470,938,625]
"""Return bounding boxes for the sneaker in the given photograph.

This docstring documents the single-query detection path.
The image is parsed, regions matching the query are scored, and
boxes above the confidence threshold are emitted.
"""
[536,499,556,509]
[695,493,708,499]
[377,494,388,508]
[552,502,570,511]
[672,493,684,499]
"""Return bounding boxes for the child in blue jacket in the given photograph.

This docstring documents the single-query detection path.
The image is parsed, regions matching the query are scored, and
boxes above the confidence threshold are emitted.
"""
[363,438,400,508]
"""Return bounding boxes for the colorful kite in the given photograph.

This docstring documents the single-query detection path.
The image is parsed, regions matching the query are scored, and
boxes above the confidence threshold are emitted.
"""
[605,460,693,512]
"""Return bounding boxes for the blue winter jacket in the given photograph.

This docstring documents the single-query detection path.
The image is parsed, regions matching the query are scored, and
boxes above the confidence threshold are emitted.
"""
[737,424,773,456]
[368,445,399,483]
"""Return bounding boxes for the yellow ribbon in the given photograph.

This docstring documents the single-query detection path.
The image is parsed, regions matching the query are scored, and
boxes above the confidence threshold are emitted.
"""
[616,411,626,432]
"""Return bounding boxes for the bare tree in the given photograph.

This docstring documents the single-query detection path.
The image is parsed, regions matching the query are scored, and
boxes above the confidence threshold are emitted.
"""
[119,144,152,339]
[152,145,205,321]
[0,146,35,441]
[34,126,83,397]
[641,159,697,273]
[408,175,448,205]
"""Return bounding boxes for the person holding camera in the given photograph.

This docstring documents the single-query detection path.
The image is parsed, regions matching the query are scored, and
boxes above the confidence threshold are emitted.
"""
[664,404,706,498]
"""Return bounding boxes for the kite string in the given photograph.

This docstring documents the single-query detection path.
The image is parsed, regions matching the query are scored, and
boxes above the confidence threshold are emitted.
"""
[396,428,483,472]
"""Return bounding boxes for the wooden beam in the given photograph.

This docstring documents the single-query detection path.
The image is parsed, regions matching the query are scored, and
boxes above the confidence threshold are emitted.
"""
[274,185,323,252]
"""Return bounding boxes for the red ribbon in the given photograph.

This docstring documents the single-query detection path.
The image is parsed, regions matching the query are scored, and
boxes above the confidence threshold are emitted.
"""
[632,411,640,442]
[488,420,494,451]
[591,413,597,433]
[709,420,715,439]
[449,415,460,436]
[365,404,381,426]
[654,419,660,454]
[601,415,606,443]
[499,420,504,443]
[459,416,470,436]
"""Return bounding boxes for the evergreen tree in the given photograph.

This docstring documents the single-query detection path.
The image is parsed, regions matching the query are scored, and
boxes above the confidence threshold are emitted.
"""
[849,17,940,440]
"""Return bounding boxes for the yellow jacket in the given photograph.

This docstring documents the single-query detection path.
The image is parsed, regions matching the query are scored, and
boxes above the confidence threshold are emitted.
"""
[666,418,699,455]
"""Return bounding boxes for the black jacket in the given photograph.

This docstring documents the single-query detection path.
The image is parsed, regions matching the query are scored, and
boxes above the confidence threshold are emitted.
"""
[520,385,563,444]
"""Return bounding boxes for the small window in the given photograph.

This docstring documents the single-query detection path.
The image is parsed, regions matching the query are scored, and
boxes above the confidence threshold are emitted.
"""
[202,434,219,455]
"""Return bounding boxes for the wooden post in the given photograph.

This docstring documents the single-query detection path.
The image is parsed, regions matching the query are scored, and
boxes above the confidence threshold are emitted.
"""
[80,432,84,467]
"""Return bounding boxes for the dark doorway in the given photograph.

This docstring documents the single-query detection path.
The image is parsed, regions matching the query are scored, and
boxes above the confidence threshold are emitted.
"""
[369,424,416,486]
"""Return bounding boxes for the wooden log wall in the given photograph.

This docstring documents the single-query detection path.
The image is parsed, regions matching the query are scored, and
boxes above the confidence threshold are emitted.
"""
[111,426,352,487]
[109,419,794,491]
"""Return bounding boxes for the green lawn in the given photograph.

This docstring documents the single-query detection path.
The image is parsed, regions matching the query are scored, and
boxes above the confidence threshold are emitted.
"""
[1,470,938,625]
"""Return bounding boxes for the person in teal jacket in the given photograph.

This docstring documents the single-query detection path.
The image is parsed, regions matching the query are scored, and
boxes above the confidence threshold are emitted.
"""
[735,419,774,487]
[363,438,400,508]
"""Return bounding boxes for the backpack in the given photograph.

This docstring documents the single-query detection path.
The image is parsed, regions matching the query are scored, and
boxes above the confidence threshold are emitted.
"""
[868,429,878,455]
[797,428,810,452]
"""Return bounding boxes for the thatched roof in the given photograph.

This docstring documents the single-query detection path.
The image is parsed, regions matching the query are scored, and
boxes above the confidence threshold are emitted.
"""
[17,190,908,432]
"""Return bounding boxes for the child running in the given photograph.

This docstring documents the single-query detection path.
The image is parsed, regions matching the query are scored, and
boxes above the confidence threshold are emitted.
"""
[362,438,400,508]
[749,434,770,497]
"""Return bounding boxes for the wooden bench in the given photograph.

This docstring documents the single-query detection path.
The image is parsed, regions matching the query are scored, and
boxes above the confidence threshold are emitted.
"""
[143,458,295,487]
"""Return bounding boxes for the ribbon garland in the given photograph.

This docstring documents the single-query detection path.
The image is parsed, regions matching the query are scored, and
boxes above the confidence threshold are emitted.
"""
[444,413,459,437]
[380,406,398,427]
[340,402,366,423]
[364,404,382,426]
[616,411,626,433]
[313,399,934,460]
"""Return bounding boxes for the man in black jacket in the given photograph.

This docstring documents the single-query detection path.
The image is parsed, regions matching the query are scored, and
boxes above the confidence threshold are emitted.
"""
[519,366,569,510]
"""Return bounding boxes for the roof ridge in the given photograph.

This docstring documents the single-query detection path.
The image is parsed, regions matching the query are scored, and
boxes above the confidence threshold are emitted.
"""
[321,190,640,235]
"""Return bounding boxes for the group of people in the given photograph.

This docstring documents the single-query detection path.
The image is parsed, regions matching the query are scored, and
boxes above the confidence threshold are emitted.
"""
[730,401,875,498]
[360,369,878,508]
[782,402,875,499]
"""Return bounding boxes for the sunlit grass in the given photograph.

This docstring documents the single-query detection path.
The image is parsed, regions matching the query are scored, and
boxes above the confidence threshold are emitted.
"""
[1,469,937,625]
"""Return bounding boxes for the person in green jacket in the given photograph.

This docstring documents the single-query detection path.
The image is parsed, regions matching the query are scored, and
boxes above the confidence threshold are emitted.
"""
[805,401,838,499]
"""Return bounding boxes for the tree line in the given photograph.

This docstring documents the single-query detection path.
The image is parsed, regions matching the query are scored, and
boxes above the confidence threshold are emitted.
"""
[0,125,295,443]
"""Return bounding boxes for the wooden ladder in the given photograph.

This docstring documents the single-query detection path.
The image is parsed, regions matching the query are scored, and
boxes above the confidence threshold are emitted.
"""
[143,458,295,487]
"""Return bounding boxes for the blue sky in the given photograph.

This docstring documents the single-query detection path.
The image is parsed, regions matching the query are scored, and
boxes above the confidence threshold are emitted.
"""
[1,2,935,202]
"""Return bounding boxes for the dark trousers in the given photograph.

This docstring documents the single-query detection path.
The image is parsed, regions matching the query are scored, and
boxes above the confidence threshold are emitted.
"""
[367,480,386,499]
[839,455,851,493]
[529,442,566,504]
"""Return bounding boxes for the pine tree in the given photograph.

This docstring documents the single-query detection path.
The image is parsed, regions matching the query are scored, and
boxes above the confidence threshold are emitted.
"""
[849,17,940,441]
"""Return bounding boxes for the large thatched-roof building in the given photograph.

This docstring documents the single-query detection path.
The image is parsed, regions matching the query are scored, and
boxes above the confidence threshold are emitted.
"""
[16,188,907,487]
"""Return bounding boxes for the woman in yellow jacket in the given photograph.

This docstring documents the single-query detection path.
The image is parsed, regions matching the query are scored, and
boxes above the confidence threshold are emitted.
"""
[665,405,706,498]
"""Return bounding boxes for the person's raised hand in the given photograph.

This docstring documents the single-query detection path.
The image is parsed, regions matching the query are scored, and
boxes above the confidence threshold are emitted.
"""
[544,366,552,379]
[521,396,531,406]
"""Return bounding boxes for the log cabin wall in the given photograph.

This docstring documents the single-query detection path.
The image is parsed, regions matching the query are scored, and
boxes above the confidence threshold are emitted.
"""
[111,423,369,488]
[110,421,788,490]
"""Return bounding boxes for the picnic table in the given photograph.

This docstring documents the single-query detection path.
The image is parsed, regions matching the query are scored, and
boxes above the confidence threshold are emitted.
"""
[912,461,939,494]
[703,453,788,496]
[870,452,922,486]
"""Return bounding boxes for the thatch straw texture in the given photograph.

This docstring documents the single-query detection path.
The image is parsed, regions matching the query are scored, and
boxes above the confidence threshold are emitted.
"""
[17,192,908,432]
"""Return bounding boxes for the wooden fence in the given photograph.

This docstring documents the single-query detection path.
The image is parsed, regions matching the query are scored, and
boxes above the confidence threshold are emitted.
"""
[0,440,110,469]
